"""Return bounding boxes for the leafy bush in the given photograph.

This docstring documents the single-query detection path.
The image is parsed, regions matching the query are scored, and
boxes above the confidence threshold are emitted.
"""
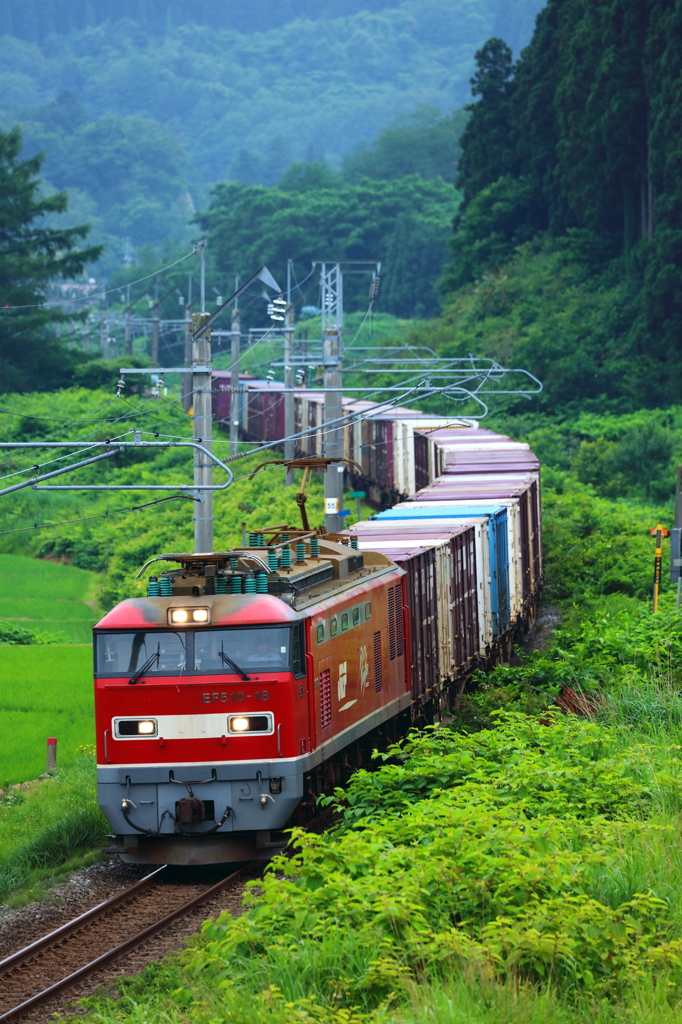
[0,618,70,645]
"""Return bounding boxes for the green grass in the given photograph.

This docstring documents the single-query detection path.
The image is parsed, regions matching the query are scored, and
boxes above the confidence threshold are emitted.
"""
[0,645,94,786]
[0,554,102,642]
[0,754,108,906]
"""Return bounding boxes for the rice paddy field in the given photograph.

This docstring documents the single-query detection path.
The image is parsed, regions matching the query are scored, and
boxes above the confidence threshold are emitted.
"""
[0,553,102,642]
[0,646,94,786]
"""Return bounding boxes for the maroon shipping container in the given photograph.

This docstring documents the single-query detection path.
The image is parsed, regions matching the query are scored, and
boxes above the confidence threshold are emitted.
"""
[346,521,478,703]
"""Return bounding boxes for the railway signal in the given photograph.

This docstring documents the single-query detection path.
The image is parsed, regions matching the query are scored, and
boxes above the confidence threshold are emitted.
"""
[650,524,669,613]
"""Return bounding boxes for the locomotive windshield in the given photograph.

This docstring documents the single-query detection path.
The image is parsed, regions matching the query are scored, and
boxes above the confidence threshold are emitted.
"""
[95,625,303,676]
[96,631,186,676]
[193,627,290,672]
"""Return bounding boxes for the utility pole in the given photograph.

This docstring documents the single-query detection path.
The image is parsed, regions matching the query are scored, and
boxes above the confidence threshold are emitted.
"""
[182,273,193,414]
[151,279,160,365]
[320,262,344,532]
[124,283,132,356]
[230,276,240,458]
[192,242,213,553]
[284,259,295,486]
[100,294,107,358]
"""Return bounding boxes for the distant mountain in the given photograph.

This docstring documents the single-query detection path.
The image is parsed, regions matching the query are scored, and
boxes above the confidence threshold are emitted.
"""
[0,0,546,264]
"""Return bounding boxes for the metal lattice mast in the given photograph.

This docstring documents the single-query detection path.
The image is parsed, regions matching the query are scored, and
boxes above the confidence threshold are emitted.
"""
[230,276,241,458]
[318,263,344,532]
[284,259,295,487]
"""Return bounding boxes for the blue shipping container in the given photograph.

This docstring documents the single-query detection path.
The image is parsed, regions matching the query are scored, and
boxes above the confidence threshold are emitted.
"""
[372,505,511,636]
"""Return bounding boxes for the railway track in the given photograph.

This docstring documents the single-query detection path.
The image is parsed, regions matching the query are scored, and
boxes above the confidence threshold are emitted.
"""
[0,862,255,1022]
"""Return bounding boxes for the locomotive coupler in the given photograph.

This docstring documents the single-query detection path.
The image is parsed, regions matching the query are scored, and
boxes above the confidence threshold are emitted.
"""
[177,796,205,824]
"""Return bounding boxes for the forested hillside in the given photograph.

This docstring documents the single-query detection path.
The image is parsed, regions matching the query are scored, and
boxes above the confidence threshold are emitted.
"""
[420,0,682,413]
[0,0,544,266]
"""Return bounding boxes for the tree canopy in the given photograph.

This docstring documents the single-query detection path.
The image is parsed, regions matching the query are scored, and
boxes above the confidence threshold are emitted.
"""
[199,172,459,320]
[0,126,101,392]
[438,0,682,409]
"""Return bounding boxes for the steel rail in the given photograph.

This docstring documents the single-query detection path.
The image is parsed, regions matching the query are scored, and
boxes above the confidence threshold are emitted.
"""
[0,865,166,975]
[0,862,253,1022]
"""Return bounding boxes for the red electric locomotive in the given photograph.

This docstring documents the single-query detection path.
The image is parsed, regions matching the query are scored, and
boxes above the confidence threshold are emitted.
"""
[95,527,408,864]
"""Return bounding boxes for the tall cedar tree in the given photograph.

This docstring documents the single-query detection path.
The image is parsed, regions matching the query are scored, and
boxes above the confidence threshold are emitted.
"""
[0,126,102,393]
[447,0,682,404]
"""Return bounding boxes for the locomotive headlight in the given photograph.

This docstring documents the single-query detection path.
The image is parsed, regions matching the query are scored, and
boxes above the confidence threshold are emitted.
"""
[115,718,158,738]
[227,714,273,734]
[168,607,210,625]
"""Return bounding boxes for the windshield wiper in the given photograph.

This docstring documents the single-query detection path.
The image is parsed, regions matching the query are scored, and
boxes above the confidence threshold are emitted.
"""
[128,647,160,685]
[219,644,250,681]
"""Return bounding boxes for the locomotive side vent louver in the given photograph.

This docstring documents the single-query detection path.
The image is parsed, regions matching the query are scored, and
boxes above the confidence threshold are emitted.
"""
[374,631,383,692]
[395,586,405,657]
[388,587,396,660]
[320,668,332,728]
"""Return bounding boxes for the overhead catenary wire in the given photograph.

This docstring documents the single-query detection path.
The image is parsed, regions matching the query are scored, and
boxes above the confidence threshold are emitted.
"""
[0,494,198,537]
[0,245,201,313]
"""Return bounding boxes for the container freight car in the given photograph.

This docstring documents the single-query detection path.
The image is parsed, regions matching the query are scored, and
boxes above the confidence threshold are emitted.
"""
[211,372,471,503]
[94,425,542,865]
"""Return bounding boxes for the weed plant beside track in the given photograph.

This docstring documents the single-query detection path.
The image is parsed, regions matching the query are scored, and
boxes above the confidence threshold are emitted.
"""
[0,752,107,907]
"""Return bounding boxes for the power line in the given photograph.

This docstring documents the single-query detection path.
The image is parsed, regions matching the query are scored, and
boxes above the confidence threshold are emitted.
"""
[0,246,200,313]
[0,494,197,537]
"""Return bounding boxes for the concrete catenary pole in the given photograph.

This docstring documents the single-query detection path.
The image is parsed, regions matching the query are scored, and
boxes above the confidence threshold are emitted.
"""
[151,279,160,365]
[230,276,240,458]
[100,293,108,358]
[182,273,193,414]
[192,242,213,553]
[284,259,295,486]
[124,283,132,356]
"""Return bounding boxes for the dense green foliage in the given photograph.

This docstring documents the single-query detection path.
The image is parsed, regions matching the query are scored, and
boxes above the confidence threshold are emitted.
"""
[72,706,682,1022]
[438,0,682,410]
[342,107,468,185]
[0,126,101,392]
[0,387,376,610]
[199,175,459,319]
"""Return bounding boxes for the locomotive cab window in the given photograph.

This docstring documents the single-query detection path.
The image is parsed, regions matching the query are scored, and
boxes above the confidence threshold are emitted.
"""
[365,602,372,620]
[330,617,338,636]
[194,627,291,672]
[341,612,349,631]
[96,632,186,677]
[96,625,303,676]
[352,607,360,626]
[316,623,325,644]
